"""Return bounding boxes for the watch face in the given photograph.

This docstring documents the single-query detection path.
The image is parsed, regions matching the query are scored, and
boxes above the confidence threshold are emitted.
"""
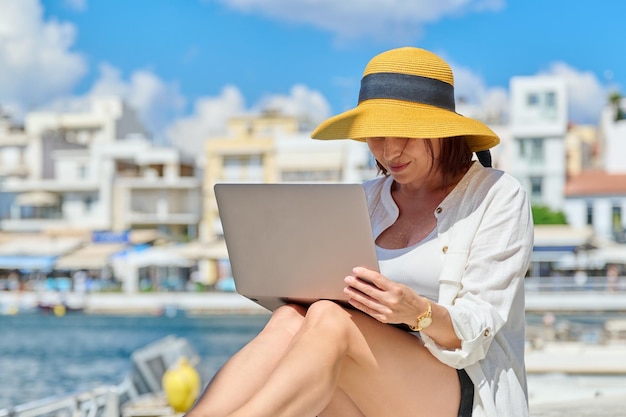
[420,317,433,328]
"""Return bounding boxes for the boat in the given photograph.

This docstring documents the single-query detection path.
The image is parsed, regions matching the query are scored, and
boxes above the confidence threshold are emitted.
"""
[36,291,86,315]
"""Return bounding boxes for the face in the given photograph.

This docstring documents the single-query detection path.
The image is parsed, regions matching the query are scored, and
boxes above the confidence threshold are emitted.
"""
[366,137,441,187]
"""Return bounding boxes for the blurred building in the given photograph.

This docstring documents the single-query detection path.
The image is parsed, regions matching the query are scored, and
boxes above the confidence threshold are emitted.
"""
[0,109,30,221]
[2,77,626,291]
[508,76,568,211]
[563,97,626,243]
[198,110,375,285]
[565,124,601,176]
[0,98,200,238]
[0,98,201,293]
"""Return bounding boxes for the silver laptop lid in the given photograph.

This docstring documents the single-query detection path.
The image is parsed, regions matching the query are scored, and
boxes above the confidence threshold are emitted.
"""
[214,183,379,311]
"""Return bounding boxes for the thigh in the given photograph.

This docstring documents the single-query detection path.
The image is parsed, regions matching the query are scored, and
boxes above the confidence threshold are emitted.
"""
[337,307,461,417]
[318,388,366,417]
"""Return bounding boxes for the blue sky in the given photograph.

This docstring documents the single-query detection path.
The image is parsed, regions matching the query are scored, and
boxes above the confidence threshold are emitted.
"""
[1,0,625,156]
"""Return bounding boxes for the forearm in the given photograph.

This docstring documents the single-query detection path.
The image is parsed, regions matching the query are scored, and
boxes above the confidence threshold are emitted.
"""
[413,300,461,350]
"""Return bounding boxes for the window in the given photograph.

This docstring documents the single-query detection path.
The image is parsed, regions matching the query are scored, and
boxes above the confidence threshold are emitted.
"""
[517,138,544,162]
[530,176,542,198]
[527,93,539,106]
[586,203,593,225]
[222,154,264,181]
[612,205,622,227]
[530,138,544,163]
[612,205,623,241]
[545,91,556,109]
[281,170,340,182]
[542,91,557,120]
[518,139,525,157]
[84,196,93,213]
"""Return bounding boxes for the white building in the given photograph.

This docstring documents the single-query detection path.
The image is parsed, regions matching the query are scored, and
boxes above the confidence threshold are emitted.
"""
[0,98,202,293]
[0,110,30,220]
[563,99,626,243]
[508,76,568,210]
[0,98,201,238]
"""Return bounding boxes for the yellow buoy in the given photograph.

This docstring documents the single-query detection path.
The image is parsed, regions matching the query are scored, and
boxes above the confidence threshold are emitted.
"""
[162,356,201,413]
[53,304,66,317]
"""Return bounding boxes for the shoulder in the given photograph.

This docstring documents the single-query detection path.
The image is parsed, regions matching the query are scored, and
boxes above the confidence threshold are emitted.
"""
[464,163,527,200]
[362,176,387,193]
[361,176,390,204]
[440,163,529,225]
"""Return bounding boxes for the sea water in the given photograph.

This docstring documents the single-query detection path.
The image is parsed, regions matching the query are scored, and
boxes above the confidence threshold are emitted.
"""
[1,311,626,410]
[0,312,269,409]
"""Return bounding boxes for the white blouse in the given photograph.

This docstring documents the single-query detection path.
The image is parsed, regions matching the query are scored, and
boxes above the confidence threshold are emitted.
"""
[363,162,534,417]
[376,228,441,303]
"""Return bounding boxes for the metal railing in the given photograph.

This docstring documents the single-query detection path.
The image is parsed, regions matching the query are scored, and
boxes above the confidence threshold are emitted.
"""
[525,275,626,293]
[0,386,119,417]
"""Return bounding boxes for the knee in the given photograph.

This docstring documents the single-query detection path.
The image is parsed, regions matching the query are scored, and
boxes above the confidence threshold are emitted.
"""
[303,300,352,341]
[264,303,307,335]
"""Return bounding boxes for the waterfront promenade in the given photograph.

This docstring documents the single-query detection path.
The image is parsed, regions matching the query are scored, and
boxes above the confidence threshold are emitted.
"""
[4,285,626,315]
[0,290,268,315]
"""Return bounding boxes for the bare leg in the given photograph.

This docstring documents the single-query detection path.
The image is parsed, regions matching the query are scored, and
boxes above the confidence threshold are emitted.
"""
[318,389,366,417]
[226,300,460,417]
[187,304,307,417]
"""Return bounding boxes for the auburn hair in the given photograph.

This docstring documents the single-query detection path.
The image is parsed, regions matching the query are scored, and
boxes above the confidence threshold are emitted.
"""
[374,137,473,190]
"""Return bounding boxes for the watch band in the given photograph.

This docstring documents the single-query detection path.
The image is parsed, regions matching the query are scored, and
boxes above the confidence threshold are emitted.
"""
[408,301,432,332]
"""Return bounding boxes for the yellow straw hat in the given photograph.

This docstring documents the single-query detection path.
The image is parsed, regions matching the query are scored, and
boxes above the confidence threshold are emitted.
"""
[311,47,499,153]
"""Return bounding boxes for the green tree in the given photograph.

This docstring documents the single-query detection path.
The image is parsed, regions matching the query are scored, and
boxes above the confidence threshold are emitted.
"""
[609,91,625,121]
[532,205,567,225]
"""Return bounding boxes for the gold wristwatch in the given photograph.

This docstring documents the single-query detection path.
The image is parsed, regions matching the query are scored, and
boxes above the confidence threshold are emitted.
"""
[408,301,432,331]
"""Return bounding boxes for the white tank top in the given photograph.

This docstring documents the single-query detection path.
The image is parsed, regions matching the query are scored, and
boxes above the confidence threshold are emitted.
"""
[375,228,441,302]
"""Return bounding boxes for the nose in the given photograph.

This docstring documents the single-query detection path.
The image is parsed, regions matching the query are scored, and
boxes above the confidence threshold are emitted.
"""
[383,137,407,161]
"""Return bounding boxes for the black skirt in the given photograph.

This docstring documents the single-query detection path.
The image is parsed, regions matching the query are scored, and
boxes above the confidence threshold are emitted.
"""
[457,369,474,417]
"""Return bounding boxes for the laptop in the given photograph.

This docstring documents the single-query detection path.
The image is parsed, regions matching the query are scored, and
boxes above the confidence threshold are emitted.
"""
[214,183,379,311]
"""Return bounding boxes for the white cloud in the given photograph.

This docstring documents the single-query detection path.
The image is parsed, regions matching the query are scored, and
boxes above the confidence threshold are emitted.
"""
[216,0,504,42]
[44,63,186,142]
[0,0,87,117]
[165,84,331,158]
[254,84,331,129]
[451,62,510,123]
[452,64,491,104]
[90,64,187,137]
[450,60,609,125]
[63,0,87,12]
[166,86,247,157]
[541,62,607,124]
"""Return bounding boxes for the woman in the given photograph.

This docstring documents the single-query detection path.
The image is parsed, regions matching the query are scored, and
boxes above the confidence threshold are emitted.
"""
[187,47,533,417]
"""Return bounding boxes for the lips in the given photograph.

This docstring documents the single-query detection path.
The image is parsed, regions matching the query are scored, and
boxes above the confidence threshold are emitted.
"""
[388,162,410,173]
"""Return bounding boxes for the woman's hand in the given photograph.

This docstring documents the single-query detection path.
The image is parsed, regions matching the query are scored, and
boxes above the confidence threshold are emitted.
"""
[345,267,462,349]
[343,266,425,327]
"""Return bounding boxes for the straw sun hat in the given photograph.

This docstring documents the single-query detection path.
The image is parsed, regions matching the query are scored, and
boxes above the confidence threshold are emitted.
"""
[311,47,499,153]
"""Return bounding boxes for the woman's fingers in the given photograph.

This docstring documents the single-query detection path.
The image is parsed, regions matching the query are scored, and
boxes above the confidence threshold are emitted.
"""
[351,267,387,289]
[345,267,420,325]
[344,272,394,320]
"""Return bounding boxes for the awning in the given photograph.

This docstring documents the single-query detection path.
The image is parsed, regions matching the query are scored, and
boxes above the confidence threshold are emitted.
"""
[55,243,127,270]
[124,246,194,268]
[533,225,594,248]
[0,235,83,257]
[531,251,572,263]
[0,255,56,271]
[15,191,60,206]
[589,245,626,265]
[554,252,606,270]
[129,229,166,245]
[176,239,229,260]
